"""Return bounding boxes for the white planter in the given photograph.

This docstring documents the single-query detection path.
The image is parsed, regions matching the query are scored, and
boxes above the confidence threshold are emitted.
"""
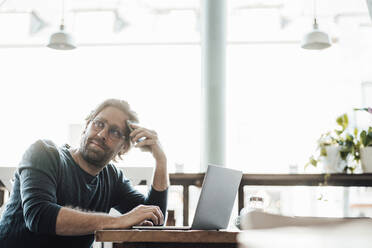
[321,146,344,173]
[360,147,372,173]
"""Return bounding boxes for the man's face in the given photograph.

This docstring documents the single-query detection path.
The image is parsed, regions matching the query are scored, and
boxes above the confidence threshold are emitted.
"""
[79,106,128,169]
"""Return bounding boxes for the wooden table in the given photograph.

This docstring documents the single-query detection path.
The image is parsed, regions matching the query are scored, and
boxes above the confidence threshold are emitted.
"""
[95,229,239,248]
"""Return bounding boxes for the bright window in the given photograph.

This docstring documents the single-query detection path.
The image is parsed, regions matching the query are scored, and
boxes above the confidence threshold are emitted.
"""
[0,45,201,171]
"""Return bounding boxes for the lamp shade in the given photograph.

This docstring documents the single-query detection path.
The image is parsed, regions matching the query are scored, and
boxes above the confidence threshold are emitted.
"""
[301,21,331,50]
[47,24,76,50]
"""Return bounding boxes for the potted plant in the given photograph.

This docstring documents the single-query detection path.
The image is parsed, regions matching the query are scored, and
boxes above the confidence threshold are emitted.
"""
[307,109,372,173]
[354,108,372,172]
[306,113,355,173]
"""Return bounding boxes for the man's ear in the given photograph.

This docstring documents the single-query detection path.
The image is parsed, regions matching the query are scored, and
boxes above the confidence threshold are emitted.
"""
[120,142,130,155]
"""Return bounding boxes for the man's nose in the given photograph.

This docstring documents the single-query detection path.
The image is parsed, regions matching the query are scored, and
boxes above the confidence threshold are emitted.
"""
[97,126,109,140]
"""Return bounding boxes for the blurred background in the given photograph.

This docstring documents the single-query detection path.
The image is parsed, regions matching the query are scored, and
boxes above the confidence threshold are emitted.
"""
[1,0,372,224]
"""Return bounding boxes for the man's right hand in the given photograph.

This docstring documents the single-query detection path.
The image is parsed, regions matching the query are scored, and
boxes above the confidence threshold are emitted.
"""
[117,205,164,228]
[55,205,164,236]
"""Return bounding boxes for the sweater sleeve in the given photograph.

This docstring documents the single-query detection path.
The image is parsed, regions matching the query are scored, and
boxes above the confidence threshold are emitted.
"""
[111,167,168,218]
[18,140,62,234]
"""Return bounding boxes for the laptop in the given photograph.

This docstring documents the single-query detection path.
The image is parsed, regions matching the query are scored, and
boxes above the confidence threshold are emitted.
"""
[132,164,243,230]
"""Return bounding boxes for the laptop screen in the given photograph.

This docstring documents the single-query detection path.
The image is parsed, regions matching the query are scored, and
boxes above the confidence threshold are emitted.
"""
[191,165,242,230]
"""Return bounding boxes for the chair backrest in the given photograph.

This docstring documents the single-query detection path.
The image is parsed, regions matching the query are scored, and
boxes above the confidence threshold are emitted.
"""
[0,166,17,192]
[0,166,17,217]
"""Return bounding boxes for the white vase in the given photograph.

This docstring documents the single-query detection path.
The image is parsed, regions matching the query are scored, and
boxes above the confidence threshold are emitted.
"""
[360,147,372,173]
[322,146,344,173]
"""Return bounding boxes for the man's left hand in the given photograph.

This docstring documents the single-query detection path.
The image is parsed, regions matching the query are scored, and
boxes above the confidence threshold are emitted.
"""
[128,123,166,162]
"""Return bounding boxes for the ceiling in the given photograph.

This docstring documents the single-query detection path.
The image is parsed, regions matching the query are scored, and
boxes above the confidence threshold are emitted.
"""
[0,0,370,45]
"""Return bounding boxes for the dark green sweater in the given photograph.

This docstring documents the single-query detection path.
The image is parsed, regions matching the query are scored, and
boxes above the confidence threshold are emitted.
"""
[0,140,167,248]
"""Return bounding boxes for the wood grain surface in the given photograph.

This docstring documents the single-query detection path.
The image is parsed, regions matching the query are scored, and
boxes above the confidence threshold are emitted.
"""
[95,229,239,243]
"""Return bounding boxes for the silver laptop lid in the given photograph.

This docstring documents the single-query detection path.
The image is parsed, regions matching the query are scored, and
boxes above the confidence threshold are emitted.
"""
[191,164,243,230]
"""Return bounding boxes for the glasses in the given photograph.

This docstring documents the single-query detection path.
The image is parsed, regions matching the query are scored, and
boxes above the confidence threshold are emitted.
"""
[90,119,126,141]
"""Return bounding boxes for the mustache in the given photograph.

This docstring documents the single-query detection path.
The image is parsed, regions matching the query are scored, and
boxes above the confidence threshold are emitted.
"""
[88,137,108,151]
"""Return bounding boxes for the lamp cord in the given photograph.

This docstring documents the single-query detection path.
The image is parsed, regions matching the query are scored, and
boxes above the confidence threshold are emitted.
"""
[61,0,65,26]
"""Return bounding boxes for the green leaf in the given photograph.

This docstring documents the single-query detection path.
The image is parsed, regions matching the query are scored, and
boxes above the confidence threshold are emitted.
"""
[336,114,349,131]
[340,151,348,160]
[367,136,372,147]
[346,134,353,142]
[335,130,343,136]
[320,147,327,157]
[361,131,367,147]
[306,156,318,168]
[343,114,349,129]
[336,116,343,126]
[342,114,349,130]
[310,157,318,166]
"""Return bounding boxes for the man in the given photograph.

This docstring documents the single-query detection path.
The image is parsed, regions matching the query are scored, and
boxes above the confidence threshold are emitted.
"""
[0,99,169,248]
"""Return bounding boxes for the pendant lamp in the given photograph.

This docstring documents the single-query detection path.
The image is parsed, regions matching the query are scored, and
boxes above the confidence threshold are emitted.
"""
[47,0,76,50]
[301,0,331,50]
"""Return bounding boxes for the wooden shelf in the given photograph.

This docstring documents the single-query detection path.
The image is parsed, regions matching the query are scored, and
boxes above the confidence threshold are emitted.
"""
[170,173,372,187]
[239,173,372,187]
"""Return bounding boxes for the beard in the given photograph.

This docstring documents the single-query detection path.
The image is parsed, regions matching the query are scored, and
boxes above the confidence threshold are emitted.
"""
[79,134,115,169]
